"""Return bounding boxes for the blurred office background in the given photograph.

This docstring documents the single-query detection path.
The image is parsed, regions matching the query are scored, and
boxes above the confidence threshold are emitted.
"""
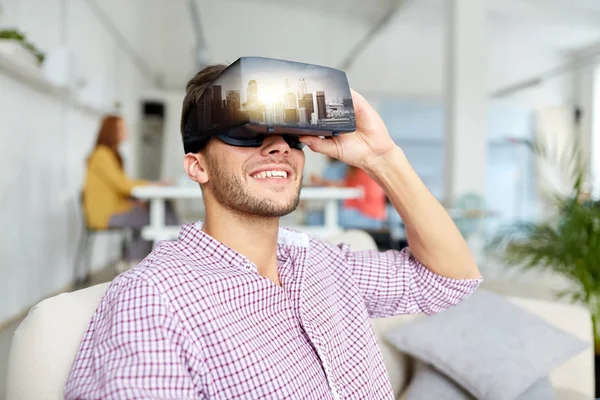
[2,0,600,396]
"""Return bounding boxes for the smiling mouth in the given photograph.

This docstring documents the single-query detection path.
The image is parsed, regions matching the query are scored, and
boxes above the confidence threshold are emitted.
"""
[250,170,289,180]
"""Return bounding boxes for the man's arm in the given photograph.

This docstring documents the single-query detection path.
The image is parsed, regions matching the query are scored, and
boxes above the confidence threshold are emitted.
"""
[341,244,480,317]
[365,146,480,280]
[300,89,481,282]
[64,277,206,399]
[332,238,481,318]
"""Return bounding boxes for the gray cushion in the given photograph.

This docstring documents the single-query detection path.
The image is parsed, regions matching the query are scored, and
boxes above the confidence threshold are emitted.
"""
[384,290,589,400]
[403,362,555,400]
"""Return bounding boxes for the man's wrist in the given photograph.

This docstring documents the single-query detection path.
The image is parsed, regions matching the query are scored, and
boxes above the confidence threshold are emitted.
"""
[363,145,406,179]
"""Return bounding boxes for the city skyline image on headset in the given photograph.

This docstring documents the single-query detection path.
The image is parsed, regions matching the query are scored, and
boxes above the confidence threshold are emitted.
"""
[188,57,356,138]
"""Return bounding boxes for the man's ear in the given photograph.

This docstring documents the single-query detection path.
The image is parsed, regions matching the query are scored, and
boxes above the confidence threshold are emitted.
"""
[183,152,209,184]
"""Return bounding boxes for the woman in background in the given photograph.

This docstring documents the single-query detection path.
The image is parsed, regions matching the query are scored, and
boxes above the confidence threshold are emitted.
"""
[84,115,178,267]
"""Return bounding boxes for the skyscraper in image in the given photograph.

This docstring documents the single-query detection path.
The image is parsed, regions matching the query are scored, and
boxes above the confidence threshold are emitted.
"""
[284,78,298,123]
[297,78,307,101]
[274,101,284,124]
[298,107,308,125]
[302,93,314,124]
[316,91,326,120]
[247,80,258,104]
[226,90,241,108]
[198,87,212,129]
[211,85,223,124]
[284,78,297,110]
[226,90,241,123]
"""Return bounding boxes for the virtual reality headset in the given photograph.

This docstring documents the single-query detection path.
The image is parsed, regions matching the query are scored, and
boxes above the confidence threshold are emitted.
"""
[182,57,356,153]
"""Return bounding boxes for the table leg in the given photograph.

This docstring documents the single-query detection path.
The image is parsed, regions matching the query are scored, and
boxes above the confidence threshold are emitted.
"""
[149,198,166,246]
[324,200,340,231]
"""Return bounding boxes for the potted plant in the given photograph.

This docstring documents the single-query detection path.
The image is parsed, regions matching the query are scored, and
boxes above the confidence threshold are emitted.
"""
[489,129,600,393]
[0,28,45,65]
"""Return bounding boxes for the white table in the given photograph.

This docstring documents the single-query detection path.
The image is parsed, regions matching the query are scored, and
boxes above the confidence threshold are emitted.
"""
[132,186,362,243]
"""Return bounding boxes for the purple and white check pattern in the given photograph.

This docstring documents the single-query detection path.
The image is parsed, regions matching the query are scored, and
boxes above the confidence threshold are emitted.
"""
[65,222,481,399]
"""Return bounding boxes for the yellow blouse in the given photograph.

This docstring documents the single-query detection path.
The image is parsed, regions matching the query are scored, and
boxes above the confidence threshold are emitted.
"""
[83,145,147,229]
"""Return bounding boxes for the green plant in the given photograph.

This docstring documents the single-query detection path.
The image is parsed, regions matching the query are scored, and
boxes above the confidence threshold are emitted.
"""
[0,29,45,65]
[490,129,600,349]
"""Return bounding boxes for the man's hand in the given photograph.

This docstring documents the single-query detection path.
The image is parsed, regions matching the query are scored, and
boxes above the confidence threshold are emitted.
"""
[299,89,397,170]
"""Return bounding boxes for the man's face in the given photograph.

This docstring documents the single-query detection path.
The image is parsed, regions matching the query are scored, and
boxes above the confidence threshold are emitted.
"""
[201,135,305,217]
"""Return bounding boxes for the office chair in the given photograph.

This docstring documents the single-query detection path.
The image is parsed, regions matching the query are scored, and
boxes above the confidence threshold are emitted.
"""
[73,192,130,285]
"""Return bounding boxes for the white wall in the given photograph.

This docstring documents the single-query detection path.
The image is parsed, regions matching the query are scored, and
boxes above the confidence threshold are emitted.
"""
[0,0,590,324]
[0,0,155,324]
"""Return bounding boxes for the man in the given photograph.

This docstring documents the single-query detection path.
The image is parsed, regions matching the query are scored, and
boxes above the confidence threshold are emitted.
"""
[65,63,481,399]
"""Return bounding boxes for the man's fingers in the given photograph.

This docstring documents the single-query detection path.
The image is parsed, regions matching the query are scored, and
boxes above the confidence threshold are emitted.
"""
[350,88,380,133]
[299,136,340,158]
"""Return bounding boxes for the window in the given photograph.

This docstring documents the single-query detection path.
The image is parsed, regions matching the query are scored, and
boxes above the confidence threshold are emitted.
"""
[377,99,536,234]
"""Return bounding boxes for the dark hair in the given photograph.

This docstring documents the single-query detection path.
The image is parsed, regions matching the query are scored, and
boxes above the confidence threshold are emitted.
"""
[180,64,228,136]
[90,115,124,168]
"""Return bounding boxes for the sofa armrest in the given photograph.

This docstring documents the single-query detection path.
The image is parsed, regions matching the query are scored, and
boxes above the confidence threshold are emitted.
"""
[6,282,111,400]
[507,297,594,397]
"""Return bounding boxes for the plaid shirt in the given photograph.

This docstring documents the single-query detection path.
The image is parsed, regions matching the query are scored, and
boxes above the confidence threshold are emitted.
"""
[65,222,481,399]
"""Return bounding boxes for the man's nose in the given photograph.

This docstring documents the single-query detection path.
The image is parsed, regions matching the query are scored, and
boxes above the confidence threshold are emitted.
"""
[261,135,290,156]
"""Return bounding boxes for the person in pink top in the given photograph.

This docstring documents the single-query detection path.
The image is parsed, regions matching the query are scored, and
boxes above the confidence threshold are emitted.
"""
[310,164,387,230]
[343,166,386,220]
[65,63,482,399]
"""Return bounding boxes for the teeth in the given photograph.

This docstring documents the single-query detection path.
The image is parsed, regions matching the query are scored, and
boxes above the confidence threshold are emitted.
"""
[252,170,288,179]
